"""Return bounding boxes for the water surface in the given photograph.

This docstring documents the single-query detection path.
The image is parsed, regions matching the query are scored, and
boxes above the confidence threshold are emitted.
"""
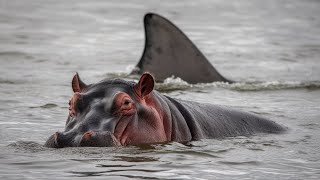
[1,0,320,179]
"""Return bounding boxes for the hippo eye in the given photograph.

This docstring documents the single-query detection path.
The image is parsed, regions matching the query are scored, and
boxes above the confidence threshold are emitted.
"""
[124,99,130,105]
[112,93,135,115]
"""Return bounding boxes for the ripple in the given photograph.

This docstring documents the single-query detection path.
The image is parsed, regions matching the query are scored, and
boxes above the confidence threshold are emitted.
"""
[229,81,320,91]
[248,147,264,151]
[218,160,262,166]
[0,51,33,59]
[96,164,134,168]
[0,78,25,85]
[202,169,248,175]
[104,72,320,92]
[299,123,320,130]
[7,141,46,152]
[112,156,159,162]
[0,79,15,84]
[211,148,235,154]
[158,150,220,158]
[68,168,163,177]
[29,103,58,109]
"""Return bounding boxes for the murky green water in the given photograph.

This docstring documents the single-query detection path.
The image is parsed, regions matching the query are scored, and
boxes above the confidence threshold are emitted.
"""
[1,0,320,179]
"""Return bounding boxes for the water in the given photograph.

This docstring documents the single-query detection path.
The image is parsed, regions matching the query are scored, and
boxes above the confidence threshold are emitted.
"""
[1,0,320,179]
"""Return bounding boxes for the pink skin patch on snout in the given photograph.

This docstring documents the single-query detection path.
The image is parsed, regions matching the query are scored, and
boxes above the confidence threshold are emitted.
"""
[81,130,93,140]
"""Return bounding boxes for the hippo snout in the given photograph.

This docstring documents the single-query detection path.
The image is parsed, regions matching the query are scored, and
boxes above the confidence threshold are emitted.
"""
[44,131,120,148]
[79,131,120,147]
[44,133,59,148]
[44,132,77,148]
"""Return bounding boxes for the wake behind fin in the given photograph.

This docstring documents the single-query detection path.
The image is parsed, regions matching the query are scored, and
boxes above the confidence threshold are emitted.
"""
[131,13,232,84]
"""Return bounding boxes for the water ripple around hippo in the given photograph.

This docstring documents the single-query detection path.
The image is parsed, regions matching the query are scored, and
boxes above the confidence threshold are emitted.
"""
[104,72,320,92]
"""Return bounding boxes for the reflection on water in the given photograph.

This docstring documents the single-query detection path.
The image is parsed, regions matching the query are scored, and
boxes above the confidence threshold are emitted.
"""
[1,0,320,179]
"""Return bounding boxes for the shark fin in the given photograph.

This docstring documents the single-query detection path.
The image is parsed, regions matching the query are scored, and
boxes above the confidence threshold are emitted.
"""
[131,13,231,84]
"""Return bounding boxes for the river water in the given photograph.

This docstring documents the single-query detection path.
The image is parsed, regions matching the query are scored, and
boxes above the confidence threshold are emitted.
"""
[1,0,320,179]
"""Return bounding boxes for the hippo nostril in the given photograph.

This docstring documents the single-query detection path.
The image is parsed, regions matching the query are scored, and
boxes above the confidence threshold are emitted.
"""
[79,131,95,147]
[54,132,63,148]
[54,132,59,142]
[82,131,93,141]
[44,132,63,148]
[79,131,120,147]
[54,132,73,148]
[45,131,79,148]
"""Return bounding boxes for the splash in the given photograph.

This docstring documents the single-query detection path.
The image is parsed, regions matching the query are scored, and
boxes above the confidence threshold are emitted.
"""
[156,76,192,92]
[103,72,320,92]
[228,81,320,91]
[158,77,320,92]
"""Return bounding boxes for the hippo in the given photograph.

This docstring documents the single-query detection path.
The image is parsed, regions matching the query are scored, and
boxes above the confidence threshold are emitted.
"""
[45,73,285,148]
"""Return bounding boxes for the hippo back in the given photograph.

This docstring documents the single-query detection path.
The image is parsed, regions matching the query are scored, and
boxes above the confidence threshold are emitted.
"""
[163,95,285,141]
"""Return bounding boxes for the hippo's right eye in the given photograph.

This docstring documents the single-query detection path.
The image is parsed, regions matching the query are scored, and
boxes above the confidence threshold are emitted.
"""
[112,92,135,115]
[124,99,130,105]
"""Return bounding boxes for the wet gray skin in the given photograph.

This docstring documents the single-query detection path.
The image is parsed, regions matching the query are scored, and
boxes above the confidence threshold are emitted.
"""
[45,73,285,148]
[45,84,128,148]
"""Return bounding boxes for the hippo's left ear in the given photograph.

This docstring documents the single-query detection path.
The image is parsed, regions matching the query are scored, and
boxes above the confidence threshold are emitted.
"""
[135,73,154,97]
[72,72,87,93]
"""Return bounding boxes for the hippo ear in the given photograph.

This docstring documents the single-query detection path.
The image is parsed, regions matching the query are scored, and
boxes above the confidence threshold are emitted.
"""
[135,73,154,97]
[72,72,87,93]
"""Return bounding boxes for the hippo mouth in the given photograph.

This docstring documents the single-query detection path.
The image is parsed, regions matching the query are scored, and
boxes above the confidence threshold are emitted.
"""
[113,115,134,146]
[44,131,121,148]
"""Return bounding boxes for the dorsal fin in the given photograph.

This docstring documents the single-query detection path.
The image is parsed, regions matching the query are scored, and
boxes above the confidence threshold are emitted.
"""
[131,13,232,84]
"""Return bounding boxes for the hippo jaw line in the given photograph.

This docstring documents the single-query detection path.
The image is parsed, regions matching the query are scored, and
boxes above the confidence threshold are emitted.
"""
[113,115,135,146]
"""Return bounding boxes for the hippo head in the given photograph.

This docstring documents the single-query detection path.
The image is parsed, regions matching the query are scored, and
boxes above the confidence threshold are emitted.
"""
[45,73,170,148]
